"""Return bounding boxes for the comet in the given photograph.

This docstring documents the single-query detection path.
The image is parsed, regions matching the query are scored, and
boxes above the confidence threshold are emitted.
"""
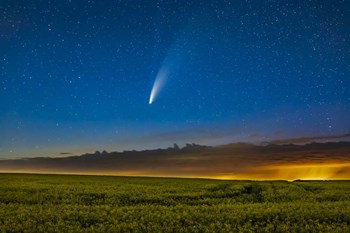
[149,68,169,104]
[148,23,188,105]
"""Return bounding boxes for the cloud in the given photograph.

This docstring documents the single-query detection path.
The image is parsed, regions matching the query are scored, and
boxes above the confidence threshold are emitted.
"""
[0,141,350,180]
[265,133,350,145]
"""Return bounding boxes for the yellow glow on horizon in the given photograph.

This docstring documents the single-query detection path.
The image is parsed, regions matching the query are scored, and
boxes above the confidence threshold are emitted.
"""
[2,162,350,181]
[212,163,350,181]
[271,163,350,180]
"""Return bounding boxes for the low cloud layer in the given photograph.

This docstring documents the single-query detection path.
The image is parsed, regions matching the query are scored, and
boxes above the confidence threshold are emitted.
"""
[265,133,350,145]
[1,141,350,180]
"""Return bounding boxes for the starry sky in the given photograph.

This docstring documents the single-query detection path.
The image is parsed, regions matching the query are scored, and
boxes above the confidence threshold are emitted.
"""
[1,0,349,158]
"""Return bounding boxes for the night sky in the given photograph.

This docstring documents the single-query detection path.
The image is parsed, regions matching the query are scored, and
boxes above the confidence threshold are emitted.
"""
[1,0,349,158]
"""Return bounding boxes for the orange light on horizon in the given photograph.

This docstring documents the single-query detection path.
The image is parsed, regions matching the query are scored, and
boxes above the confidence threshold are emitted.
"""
[2,162,350,181]
[212,163,350,181]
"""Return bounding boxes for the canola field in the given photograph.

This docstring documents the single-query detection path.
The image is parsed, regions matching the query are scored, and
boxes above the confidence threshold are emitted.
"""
[0,173,349,232]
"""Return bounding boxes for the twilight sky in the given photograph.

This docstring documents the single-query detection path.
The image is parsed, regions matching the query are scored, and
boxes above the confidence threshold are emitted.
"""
[1,0,349,158]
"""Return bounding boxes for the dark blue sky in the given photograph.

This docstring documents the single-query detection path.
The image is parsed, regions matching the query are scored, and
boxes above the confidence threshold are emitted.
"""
[1,0,349,158]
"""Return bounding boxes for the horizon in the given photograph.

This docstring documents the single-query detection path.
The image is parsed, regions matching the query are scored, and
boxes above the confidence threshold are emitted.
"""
[1,172,349,182]
[1,139,350,181]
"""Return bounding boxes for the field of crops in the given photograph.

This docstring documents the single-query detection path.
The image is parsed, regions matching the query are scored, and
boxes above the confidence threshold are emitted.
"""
[0,174,350,232]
